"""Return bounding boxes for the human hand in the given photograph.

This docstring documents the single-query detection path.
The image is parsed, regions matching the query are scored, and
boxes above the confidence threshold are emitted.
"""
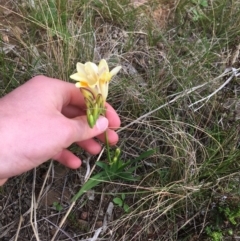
[0,76,121,185]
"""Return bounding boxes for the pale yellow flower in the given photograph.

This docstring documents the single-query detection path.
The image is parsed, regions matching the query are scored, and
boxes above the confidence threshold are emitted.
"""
[70,62,99,87]
[70,59,121,101]
[98,59,122,101]
[70,59,121,128]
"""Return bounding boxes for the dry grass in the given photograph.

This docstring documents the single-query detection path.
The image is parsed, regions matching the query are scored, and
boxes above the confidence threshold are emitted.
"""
[1,0,240,240]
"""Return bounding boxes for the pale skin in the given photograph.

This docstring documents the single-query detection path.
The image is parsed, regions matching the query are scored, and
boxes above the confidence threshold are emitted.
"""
[0,76,121,186]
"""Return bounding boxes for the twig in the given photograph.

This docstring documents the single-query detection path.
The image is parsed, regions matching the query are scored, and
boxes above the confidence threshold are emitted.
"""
[91,189,105,232]
[30,168,40,241]
[36,160,53,205]
[0,221,17,239]
[86,148,105,180]
[50,201,76,241]
[51,149,105,240]
[117,67,240,133]
[83,156,91,181]
[14,216,24,241]
[102,202,114,235]
[88,228,103,241]
[189,67,240,110]
[42,217,75,240]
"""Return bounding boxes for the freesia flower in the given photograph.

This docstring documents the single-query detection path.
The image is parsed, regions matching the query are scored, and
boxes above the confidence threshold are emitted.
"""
[98,59,122,101]
[70,59,121,128]
[70,59,121,101]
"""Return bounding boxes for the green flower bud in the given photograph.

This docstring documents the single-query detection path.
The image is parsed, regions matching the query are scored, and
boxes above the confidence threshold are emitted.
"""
[115,148,121,159]
[87,110,95,128]
[96,94,104,114]
[112,156,118,163]
[93,103,99,121]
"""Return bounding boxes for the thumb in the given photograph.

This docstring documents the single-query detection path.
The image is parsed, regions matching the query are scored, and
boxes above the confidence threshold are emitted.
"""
[70,115,109,142]
[0,178,7,186]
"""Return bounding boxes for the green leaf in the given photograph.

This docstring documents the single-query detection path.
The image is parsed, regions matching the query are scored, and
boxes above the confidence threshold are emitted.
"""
[71,171,108,202]
[129,149,155,164]
[96,161,109,170]
[53,201,63,211]
[118,172,139,181]
[200,0,208,7]
[113,197,123,206]
[123,203,130,213]
[71,150,154,202]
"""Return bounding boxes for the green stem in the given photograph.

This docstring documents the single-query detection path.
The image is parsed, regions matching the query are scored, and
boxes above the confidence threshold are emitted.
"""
[105,131,111,163]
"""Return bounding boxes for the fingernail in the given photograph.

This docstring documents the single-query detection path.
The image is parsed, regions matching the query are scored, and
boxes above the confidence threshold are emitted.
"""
[96,116,108,131]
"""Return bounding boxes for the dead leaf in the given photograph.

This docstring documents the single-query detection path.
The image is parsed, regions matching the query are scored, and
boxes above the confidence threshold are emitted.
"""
[1,34,9,43]
[12,26,23,37]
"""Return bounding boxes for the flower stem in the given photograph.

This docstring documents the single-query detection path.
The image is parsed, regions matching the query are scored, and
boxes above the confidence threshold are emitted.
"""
[104,131,111,163]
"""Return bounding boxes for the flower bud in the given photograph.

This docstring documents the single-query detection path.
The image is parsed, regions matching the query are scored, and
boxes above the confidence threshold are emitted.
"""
[93,103,99,121]
[115,148,121,159]
[87,114,95,128]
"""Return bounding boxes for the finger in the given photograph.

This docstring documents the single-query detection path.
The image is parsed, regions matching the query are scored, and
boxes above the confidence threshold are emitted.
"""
[27,76,86,109]
[61,84,86,108]
[97,129,119,146]
[62,105,85,118]
[53,149,81,169]
[62,104,121,128]
[105,104,121,129]
[77,139,102,154]
[68,115,109,144]
[0,178,7,186]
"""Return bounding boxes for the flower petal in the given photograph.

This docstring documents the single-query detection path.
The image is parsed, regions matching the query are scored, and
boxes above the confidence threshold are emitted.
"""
[71,59,121,109]
[84,62,99,85]
[110,66,122,76]
[100,72,112,83]
[85,62,98,75]
[76,63,86,75]
[75,81,89,88]
[70,73,83,81]
[99,81,109,101]
[75,82,82,88]
[98,59,109,74]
